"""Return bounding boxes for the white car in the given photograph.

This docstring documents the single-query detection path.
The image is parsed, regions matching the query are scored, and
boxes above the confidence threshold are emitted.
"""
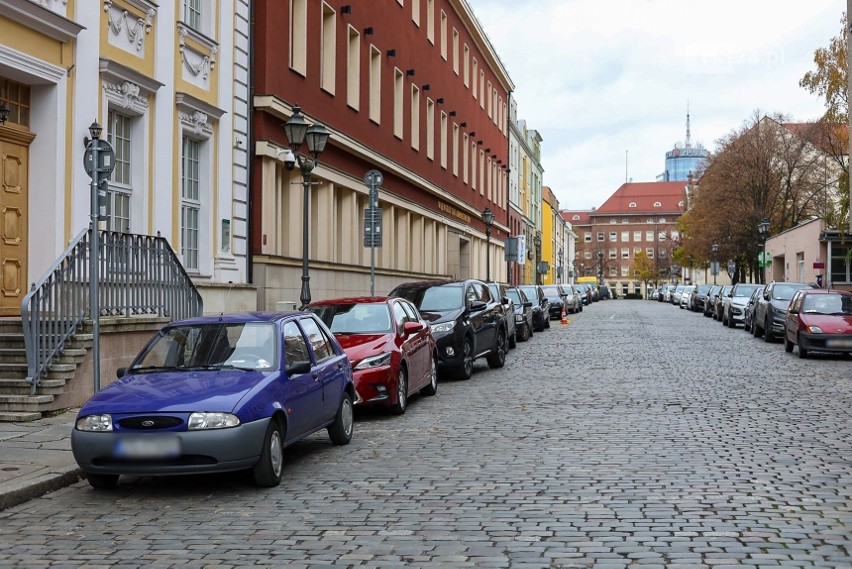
[679,285,696,309]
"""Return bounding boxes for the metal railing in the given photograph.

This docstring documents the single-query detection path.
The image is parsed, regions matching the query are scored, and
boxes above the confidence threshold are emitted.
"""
[21,228,203,392]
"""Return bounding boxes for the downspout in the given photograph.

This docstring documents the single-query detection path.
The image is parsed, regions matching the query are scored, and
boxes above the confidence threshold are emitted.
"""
[246,0,255,285]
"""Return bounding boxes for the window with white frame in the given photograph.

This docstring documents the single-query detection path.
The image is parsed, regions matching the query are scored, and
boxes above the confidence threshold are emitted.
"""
[106,110,133,232]
[609,267,617,277]
[621,248,629,258]
[634,247,642,256]
[597,232,604,241]
[659,249,667,258]
[452,123,459,175]
[184,0,202,31]
[452,29,459,75]
[609,249,617,259]
[426,98,434,160]
[440,111,447,168]
[320,3,336,95]
[181,136,201,271]
[658,231,666,241]
[462,133,468,183]
[369,46,381,123]
[472,58,478,99]
[412,0,420,25]
[290,0,307,75]
[347,27,360,110]
[621,231,629,241]
[621,266,629,277]
[410,85,420,150]
[440,11,447,60]
[609,232,616,241]
[463,44,469,86]
[584,251,592,259]
[633,231,641,241]
[393,68,403,138]
[426,0,434,43]
[646,230,654,241]
[646,248,655,258]
[584,232,592,242]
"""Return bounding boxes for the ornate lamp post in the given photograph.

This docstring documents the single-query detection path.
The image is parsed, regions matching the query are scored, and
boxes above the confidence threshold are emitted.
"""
[481,207,494,282]
[711,242,718,285]
[283,106,330,308]
[758,218,770,284]
[533,233,542,285]
[557,247,563,284]
[597,251,604,285]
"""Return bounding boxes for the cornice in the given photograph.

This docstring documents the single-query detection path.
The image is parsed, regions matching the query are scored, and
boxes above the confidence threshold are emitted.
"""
[449,0,514,93]
[0,0,84,42]
[175,91,225,119]
[99,58,164,94]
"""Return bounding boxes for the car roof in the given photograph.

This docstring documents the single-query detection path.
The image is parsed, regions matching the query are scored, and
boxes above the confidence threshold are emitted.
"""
[796,289,851,295]
[308,296,391,306]
[173,311,302,326]
[392,280,465,289]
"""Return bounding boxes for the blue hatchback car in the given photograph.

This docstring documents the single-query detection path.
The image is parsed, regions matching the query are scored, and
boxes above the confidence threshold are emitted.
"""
[71,311,355,489]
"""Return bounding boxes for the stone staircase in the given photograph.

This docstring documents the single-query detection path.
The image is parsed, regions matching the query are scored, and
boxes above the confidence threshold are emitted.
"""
[0,319,91,422]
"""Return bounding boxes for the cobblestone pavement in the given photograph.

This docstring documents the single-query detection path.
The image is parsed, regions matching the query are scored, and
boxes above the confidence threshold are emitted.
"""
[1,300,850,568]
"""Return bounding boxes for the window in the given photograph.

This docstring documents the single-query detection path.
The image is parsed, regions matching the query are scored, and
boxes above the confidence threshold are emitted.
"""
[597,232,604,241]
[410,85,420,150]
[609,249,617,259]
[621,248,629,258]
[299,317,335,362]
[412,0,420,25]
[633,231,641,241]
[346,27,360,109]
[181,136,201,271]
[658,232,666,241]
[654,201,662,207]
[320,4,336,94]
[369,46,381,123]
[283,322,310,365]
[621,231,629,241]
[584,232,592,242]
[472,58,478,99]
[393,68,403,138]
[659,249,667,258]
[106,110,133,232]
[573,215,580,221]
[426,0,434,42]
[584,251,592,259]
[184,0,202,31]
[440,11,447,59]
[452,29,459,75]
[646,231,654,241]
[628,202,637,208]
[289,0,307,74]
[392,302,408,329]
[487,82,493,118]
[462,133,469,183]
[440,111,447,168]
[646,248,655,258]
[471,140,477,190]
[452,123,459,175]
[610,219,617,224]
[647,218,654,223]
[609,232,616,242]
[659,218,666,223]
[426,98,434,160]
[479,70,485,107]
[621,266,629,277]
[463,44,469,86]
[634,247,641,255]
[622,218,629,223]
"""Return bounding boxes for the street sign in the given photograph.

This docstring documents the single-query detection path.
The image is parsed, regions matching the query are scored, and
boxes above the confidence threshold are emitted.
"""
[363,207,383,248]
[363,169,383,188]
[710,261,719,276]
[504,237,518,263]
[83,139,116,179]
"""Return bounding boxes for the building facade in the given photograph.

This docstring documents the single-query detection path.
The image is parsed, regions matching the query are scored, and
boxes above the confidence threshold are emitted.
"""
[0,0,251,315]
[250,0,514,307]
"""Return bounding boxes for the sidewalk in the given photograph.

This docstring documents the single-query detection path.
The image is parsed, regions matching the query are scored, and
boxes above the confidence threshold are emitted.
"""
[0,408,83,511]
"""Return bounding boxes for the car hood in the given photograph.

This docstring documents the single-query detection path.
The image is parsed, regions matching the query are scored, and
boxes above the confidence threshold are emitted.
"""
[419,308,463,324]
[79,369,267,416]
[334,333,393,360]
[770,299,792,312]
[731,297,751,307]
[799,314,852,332]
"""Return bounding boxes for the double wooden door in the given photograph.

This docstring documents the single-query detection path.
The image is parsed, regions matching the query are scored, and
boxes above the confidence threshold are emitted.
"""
[0,139,28,316]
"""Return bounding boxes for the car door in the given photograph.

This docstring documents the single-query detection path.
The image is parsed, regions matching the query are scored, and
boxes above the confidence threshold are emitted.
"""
[281,320,324,439]
[785,291,804,343]
[299,316,349,424]
[399,300,430,388]
[477,282,501,349]
[465,282,490,355]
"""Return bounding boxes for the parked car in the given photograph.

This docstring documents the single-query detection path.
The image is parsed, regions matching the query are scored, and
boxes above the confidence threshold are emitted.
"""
[541,285,577,319]
[598,284,612,300]
[487,282,517,349]
[679,285,696,309]
[784,289,852,358]
[689,284,712,312]
[505,287,535,342]
[721,283,764,328]
[752,281,816,342]
[742,286,766,333]
[575,284,593,305]
[389,279,507,380]
[713,285,733,320]
[703,285,722,317]
[561,284,583,313]
[671,284,685,305]
[518,285,551,331]
[71,312,356,489]
[306,297,438,415]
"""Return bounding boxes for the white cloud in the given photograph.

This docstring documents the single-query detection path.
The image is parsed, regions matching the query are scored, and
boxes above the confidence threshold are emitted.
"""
[466,0,842,209]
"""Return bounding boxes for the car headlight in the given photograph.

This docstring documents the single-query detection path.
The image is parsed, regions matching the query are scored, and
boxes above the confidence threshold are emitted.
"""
[430,321,455,334]
[76,414,113,432]
[353,352,392,370]
[806,325,823,334]
[188,412,240,430]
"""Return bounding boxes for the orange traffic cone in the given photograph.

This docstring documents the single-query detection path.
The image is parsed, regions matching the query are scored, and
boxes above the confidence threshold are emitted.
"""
[561,306,568,325]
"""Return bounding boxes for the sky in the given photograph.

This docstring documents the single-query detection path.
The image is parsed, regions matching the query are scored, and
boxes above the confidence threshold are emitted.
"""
[464,0,843,211]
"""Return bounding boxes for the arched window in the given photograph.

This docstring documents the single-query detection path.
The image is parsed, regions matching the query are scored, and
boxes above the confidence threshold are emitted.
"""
[653,201,662,207]
[628,202,637,208]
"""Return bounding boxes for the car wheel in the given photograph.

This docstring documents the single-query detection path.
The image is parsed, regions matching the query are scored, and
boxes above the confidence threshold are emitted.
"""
[764,318,774,342]
[528,321,534,337]
[328,392,354,445]
[251,419,284,487]
[797,336,808,359]
[420,354,438,396]
[85,472,119,489]
[727,315,735,328]
[390,366,408,415]
[784,335,794,353]
[752,318,763,338]
[544,315,551,329]
[487,327,507,369]
[453,337,474,380]
[744,319,751,332]
[519,322,531,342]
[508,325,517,349]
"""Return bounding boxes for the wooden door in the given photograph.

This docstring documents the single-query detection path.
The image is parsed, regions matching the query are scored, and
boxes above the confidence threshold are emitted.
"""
[0,140,28,316]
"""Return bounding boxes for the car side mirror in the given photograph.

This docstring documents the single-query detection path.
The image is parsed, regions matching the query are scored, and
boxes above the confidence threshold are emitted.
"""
[286,360,312,375]
[502,296,511,305]
[523,301,533,308]
[468,299,487,312]
[402,321,424,335]
[116,367,127,379]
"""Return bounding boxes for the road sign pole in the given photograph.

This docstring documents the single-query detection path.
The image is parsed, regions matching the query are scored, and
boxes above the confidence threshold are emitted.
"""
[363,170,383,297]
[88,139,101,392]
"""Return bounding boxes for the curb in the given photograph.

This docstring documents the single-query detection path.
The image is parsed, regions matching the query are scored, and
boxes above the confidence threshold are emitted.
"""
[0,466,83,512]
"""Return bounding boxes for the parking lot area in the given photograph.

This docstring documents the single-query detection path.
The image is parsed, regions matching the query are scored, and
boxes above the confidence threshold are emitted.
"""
[1,299,850,568]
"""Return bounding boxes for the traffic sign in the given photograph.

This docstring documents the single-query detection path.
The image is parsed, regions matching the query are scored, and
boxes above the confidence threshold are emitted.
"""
[363,207,383,248]
[83,139,116,180]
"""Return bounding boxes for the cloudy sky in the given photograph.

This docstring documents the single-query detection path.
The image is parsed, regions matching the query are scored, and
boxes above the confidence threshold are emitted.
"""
[465,0,843,211]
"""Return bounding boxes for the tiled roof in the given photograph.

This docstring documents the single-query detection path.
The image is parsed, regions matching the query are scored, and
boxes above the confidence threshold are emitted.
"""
[593,181,687,215]
[781,122,848,155]
[560,210,592,225]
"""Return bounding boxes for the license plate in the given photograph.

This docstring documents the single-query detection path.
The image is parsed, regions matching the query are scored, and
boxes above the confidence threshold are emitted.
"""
[114,436,181,459]
[825,337,852,348]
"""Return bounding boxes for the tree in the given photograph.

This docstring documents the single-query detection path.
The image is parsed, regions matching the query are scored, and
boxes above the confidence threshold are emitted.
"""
[630,251,656,298]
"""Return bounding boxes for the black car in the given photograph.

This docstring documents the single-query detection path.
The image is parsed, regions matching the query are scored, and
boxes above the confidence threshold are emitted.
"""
[505,287,535,342]
[389,279,508,380]
[487,282,517,350]
[713,285,733,320]
[752,281,816,342]
[742,285,765,333]
[703,285,722,317]
[540,285,569,320]
[575,284,593,305]
[690,284,712,312]
[517,285,550,331]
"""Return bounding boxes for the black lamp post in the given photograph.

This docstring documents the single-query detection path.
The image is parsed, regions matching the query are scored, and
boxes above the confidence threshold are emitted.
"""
[711,242,718,285]
[481,207,494,282]
[0,102,11,125]
[533,233,542,285]
[597,251,604,285]
[283,106,330,308]
[758,218,770,284]
[557,247,563,284]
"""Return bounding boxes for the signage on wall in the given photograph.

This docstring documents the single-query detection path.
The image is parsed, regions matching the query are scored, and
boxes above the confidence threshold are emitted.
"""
[437,201,472,224]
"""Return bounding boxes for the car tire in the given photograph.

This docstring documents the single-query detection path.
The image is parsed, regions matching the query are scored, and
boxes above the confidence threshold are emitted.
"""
[797,337,808,359]
[390,367,408,415]
[328,392,354,445]
[453,337,474,380]
[784,335,794,353]
[420,354,438,396]
[727,315,736,328]
[544,316,551,329]
[487,327,507,369]
[251,419,284,487]
[85,472,119,489]
[519,322,531,342]
[764,318,774,342]
[508,325,517,349]
[752,318,763,338]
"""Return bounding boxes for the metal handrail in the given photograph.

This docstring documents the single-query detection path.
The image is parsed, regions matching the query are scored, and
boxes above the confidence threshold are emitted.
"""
[21,228,203,392]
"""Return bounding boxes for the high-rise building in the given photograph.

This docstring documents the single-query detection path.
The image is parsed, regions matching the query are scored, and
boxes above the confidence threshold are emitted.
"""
[658,105,708,182]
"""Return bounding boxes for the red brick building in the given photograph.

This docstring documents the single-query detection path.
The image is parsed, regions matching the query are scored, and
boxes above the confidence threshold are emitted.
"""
[563,181,687,296]
[250,0,513,307]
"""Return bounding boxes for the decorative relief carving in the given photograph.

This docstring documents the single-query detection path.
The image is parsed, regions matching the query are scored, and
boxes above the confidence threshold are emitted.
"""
[104,80,149,113]
[178,25,217,80]
[179,111,210,136]
[103,0,155,52]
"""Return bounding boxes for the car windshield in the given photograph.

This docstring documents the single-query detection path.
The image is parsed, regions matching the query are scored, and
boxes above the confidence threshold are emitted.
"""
[802,294,852,315]
[131,322,277,372]
[393,284,463,311]
[505,290,521,304]
[541,286,561,296]
[772,284,810,301]
[518,286,538,299]
[733,284,762,297]
[308,303,392,334]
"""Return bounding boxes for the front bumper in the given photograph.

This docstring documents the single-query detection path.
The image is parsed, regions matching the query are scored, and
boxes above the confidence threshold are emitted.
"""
[71,418,270,477]
[433,330,465,369]
[352,366,395,407]
[798,332,852,354]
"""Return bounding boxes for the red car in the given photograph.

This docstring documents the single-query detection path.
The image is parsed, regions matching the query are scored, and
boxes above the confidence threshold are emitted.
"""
[784,289,852,358]
[306,297,438,414]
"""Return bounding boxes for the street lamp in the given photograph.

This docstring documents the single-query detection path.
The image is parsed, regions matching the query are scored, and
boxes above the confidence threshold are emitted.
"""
[283,106,330,308]
[758,218,770,284]
[557,247,563,284]
[597,251,604,285]
[533,233,542,285]
[711,242,718,285]
[481,207,494,282]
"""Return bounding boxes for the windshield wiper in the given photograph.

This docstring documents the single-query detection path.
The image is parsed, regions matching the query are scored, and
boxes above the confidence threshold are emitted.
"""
[216,363,257,371]
[128,365,179,373]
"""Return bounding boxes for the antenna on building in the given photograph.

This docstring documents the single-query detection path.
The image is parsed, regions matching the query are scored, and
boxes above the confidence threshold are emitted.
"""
[685,100,692,148]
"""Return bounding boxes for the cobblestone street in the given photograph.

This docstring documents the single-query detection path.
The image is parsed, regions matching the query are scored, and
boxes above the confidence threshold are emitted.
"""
[1,300,850,568]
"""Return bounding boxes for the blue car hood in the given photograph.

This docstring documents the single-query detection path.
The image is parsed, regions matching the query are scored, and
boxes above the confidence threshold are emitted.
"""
[79,369,267,416]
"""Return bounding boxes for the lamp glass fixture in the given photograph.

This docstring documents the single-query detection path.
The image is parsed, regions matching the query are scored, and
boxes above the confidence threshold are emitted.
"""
[284,107,309,150]
[304,123,330,157]
[481,207,494,227]
[88,121,103,139]
[0,102,9,125]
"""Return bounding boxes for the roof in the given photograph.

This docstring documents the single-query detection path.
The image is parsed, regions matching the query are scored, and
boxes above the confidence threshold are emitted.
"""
[782,122,849,155]
[560,210,593,225]
[307,296,391,306]
[593,182,687,215]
